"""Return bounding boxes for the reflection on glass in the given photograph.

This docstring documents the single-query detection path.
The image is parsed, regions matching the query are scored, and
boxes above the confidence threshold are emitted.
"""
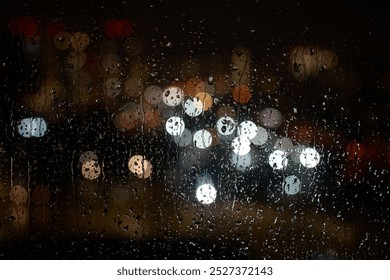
[163,86,184,107]
[269,150,288,170]
[284,175,301,195]
[183,97,203,117]
[193,129,212,149]
[165,116,185,136]
[238,120,258,140]
[232,136,251,156]
[216,116,236,136]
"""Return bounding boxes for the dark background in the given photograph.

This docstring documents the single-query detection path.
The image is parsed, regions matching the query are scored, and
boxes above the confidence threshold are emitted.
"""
[0,0,389,259]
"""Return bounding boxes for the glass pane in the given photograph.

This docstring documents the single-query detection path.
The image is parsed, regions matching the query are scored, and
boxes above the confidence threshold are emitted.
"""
[0,0,389,259]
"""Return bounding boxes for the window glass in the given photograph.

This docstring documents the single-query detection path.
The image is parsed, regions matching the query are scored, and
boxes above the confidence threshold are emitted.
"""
[0,0,389,259]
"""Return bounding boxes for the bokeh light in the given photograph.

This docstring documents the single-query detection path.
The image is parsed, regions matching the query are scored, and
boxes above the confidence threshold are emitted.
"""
[216,116,236,136]
[128,155,153,179]
[81,160,101,180]
[300,147,320,168]
[196,183,217,205]
[18,117,48,138]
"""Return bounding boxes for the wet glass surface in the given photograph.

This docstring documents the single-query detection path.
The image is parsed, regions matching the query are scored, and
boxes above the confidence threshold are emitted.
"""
[0,0,389,259]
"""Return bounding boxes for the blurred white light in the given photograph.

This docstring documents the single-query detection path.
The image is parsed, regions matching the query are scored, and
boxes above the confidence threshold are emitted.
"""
[284,175,301,195]
[300,147,320,168]
[268,149,288,170]
[165,116,185,136]
[238,120,258,140]
[216,116,236,136]
[193,129,212,149]
[162,86,183,106]
[81,160,101,180]
[18,117,48,138]
[173,128,192,147]
[183,97,203,117]
[196,183,217,205]
[232,136,251,155]
[250,126,268,146]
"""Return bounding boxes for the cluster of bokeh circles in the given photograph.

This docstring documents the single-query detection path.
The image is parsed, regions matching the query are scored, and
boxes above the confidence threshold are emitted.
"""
[9,18,325,206]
